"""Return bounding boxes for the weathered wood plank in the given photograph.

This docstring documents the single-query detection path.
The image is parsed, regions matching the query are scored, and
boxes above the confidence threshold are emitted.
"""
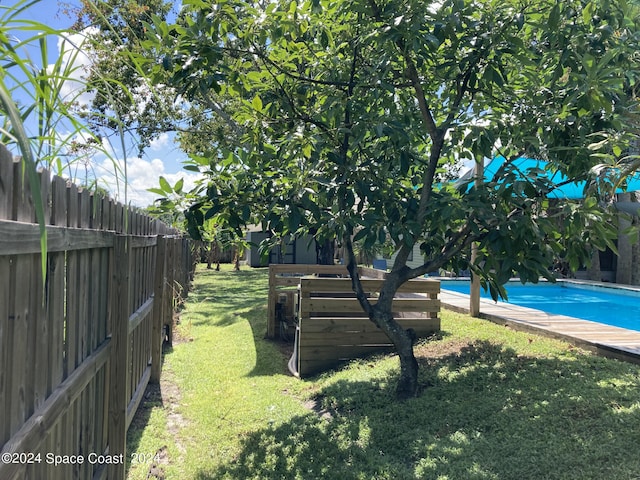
[108,235,130,480]
[151,237,166,383]
[7,255,33,434]
[0,149,13,447]
[269,264,349,276]
[0,255,9,446]
[126,365,151,431]
[31,250,48,413]
[298,345,396,376]
[302,317,440,334]
[0,220,114,255]
[303,297,440,313]
[10,159,32,438]
[48,176,67,395]
[299,277,440,294]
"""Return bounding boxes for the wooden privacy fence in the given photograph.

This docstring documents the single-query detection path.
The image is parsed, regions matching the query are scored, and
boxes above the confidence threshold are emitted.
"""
[267,264,441,377]
[0,146,191,480]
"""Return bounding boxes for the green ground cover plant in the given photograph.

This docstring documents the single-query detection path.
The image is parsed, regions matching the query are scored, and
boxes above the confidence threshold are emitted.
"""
[127,265,640,480]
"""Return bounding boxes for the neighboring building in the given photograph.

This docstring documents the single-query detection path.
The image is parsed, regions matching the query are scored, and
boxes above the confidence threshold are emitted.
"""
[246,229,319,267]
[378,243,425,271]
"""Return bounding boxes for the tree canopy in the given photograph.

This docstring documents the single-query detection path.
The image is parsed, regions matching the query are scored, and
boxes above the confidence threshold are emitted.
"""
[145,0,640,397]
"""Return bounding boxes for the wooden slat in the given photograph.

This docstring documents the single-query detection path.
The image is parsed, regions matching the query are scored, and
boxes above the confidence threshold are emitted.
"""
[78,189,91,364]
[299,354,393,376]
[48,176,67,395]
[0,253,9,446]
[0,145,14,219]
[269,264,349,276]
[301,317,440,334]
[126,366,151,431]
[300,319,440,347]
[0,148,12,447]
[304,297,440,313]
[31,248,48,413]
[273,277,306,287]
[108,235,130,480]
[303,344,394,361]
[151,237,166,383]
[10,158,32,437]
[0,220,114,255]
[66,253,79,376]
[300,331,395,346]
[299,277,440,294]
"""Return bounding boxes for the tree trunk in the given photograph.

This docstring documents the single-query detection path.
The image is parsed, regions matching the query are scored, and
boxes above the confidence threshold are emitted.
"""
[343,234,419,399]
[316,238,335,265]
[233,247,241,271]
[371,306,419,399]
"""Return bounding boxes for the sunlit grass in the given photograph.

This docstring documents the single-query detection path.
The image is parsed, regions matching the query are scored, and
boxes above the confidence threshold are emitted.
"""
[127,264,640,480]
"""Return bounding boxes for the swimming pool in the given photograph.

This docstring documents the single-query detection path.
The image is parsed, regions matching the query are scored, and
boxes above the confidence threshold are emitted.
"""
[440,280,640,332]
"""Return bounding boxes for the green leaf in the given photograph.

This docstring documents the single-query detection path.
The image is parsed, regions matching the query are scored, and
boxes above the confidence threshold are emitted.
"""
[252,95,263,112]
[159,176,172,193]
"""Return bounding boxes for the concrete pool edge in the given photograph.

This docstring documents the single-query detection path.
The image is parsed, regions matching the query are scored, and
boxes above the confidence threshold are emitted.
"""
[439,289,640,366]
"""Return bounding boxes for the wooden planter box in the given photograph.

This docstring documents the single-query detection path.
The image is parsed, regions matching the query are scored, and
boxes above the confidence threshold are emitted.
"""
[266,265,440,377]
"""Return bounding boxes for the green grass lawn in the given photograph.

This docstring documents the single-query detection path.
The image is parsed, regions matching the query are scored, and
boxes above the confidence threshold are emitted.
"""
[126,264,640,480]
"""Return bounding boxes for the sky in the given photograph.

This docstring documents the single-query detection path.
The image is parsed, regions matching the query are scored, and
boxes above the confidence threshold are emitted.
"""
[1,0,200,208]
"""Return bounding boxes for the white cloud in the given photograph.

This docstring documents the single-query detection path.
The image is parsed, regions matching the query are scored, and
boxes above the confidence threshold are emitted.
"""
[96,156,202,208]
[54,28,98,108]
[149,132,170,151]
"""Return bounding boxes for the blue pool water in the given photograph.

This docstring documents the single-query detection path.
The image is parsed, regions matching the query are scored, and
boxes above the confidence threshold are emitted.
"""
[440,280,640,332]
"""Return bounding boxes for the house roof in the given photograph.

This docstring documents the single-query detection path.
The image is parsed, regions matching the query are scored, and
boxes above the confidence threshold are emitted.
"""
[457,156,640,200]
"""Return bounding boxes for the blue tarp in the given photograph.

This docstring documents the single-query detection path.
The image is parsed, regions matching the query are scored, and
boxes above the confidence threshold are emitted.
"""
[462,156,640,199]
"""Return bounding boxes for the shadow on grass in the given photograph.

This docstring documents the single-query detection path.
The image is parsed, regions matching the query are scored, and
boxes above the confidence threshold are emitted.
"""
[183,266,293,377]
[194,340,640,480]
[185,267,268,327]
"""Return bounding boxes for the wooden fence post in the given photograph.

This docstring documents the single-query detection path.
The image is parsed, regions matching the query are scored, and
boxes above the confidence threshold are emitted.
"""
[108,235,130,480]
[151,236,166,384]
[164,238,175,346]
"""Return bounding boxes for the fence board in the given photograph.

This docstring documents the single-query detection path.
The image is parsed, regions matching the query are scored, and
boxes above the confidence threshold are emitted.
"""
[0,151,11,447]
[48,176,67,395]
[304,297,441,314]
[108,235,130,480]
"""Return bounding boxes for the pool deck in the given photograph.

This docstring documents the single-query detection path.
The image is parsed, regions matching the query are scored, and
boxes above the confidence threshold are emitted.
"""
[439,288,640,365]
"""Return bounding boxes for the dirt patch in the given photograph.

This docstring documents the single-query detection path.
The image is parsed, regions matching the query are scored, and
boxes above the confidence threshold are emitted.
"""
[162,381,188,449]
[146,445,169,479]
[414,338,474,361]
[137,375,188,479]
